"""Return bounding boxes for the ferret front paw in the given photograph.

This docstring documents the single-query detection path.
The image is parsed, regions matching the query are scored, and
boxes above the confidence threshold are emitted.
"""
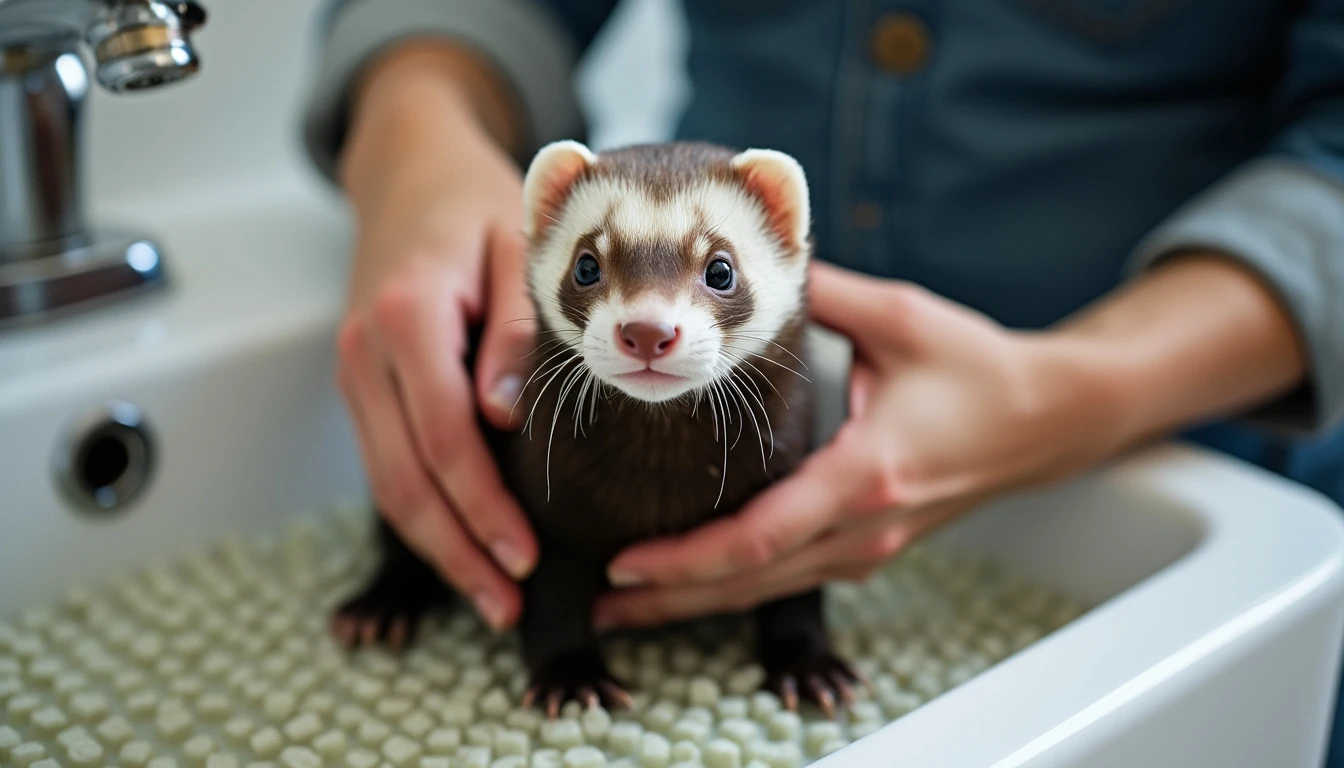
[329,567,449,651]
[523,648,633,718]
[764,649,868,719]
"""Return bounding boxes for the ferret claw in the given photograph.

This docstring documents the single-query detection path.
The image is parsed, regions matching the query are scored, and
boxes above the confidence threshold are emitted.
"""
[599,680,634,709]
[546,690,563,720]
[780,676,800,712]
[525,650,632,718]
[330,616,356,648]
[385,619,408,650]
[855,669,876,697]
[359,619,379,648]
[330,563,447,651]
[830,673,857,707]
[763,648,863,720]
[807,674,837,719]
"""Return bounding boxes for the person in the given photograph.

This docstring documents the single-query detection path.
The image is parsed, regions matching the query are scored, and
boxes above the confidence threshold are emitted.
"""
[300,0,1344,758]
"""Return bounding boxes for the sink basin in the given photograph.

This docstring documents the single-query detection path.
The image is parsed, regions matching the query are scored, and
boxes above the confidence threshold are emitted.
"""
[0,175,367,612]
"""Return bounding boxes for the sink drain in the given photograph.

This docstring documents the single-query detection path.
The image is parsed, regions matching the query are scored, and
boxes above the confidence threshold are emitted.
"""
[56,401,156,515]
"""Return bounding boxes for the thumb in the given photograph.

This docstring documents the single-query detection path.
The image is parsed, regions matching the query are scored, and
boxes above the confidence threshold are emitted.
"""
[808,261,920,351]
[476,224,537,430]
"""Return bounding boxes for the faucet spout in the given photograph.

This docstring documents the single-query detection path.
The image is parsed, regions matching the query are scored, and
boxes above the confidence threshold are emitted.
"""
[0,0,207,92]
[89,1,207,91]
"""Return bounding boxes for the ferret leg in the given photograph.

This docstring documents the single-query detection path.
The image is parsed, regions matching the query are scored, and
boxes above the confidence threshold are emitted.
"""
[754,589,863,718]
[520,543,631,717]
[331,516,454,650]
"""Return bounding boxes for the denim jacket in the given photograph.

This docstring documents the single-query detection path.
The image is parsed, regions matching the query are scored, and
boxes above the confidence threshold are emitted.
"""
[301,0,1344,503]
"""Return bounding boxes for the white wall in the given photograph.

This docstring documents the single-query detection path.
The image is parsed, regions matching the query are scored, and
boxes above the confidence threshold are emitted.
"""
[85,0,688,205]
[576,0,689,150]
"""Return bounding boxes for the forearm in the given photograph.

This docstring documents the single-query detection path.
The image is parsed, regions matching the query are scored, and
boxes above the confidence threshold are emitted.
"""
[353,40,523,158]
[1051,252,1307,452]
[340,40,523,206]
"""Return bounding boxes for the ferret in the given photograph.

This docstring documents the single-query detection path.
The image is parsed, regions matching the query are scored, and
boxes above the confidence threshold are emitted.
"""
[333,140,860,717]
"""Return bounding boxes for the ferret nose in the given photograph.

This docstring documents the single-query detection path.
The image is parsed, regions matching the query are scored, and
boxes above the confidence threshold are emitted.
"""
[618,322,679,361]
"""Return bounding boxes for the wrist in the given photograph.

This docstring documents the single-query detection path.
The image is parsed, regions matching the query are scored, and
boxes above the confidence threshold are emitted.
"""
[1021,330,1149,474]
[338,42,519,204]
[353,39,522,153]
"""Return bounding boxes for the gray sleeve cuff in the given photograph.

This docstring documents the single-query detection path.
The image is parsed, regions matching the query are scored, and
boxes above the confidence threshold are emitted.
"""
[301,0,587,182]
[1126,158,1344,434]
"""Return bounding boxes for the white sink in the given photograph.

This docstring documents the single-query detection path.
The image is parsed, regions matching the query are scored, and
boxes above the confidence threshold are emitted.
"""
[0,175,367,611]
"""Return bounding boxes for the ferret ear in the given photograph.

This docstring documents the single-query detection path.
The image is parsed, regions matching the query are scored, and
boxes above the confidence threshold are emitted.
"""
[523,140,596,239]
[730,148,811,251]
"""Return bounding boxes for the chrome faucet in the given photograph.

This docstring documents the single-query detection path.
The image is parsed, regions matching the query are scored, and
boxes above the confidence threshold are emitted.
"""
[0,0,207,326]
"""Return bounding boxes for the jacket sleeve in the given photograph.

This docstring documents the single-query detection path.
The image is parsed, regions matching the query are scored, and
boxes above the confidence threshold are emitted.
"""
[1126,2,1344,434]
[300,0,621,181]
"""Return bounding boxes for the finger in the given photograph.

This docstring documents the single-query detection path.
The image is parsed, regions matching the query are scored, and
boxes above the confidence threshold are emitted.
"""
[807,261,923,353]
[341,323,523,630]
[375,290,539,582]
[595,563,821,629]
[606,441,868,587]
[801,520,910,581]
[476,224,543,429]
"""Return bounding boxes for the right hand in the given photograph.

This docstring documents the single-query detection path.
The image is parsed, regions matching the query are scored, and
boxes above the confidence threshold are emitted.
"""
[334,46,538,632]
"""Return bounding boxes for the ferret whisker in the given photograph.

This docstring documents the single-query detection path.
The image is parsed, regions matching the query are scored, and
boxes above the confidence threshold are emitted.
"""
[588,377,603,427]
[528,336,581,358]
[709,383,729,509]
[724,379,745,451]
[720,352,778,410]
[731,368,775,461]
[724,369,768,470]
[728,332,810,371]
[721,344,811,383]
[546,363,587,500]
[706,379,721,443]
[524,356,582,439]
[573,369,595,439]
[513,347,582,421]
[731,355,788,411]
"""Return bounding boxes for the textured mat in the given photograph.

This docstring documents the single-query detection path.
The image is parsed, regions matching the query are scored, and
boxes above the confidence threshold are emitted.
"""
[0,505,1087,768]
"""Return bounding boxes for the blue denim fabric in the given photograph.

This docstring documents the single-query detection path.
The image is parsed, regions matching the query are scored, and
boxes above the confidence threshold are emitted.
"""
[526,0,1344,504]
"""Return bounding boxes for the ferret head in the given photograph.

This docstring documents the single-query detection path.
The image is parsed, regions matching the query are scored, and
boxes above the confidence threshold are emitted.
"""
[521,141,811,404]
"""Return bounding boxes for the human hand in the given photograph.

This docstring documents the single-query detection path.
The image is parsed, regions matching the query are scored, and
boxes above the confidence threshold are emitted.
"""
[594,261,1123,627]
[334,46,538,632]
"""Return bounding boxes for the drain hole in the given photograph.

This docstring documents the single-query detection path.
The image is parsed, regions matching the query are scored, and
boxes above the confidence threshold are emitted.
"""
[58,402,155,516]
[81,432,132,492]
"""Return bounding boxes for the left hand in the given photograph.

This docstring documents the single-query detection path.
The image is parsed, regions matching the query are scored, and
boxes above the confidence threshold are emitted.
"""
[593,261,1124,629]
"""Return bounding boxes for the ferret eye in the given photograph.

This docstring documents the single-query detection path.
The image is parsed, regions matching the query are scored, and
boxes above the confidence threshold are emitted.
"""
[573,253,601,287]
[705,258,734,291]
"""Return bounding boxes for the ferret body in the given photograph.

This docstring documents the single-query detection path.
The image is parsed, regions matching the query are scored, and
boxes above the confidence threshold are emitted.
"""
[336,141,858,715]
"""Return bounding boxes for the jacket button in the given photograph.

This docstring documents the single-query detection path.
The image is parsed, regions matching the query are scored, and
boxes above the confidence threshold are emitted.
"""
[871,13,931,75]
[852,201,883,230]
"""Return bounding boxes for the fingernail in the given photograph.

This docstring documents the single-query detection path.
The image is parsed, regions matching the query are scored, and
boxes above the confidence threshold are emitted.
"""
[608,567,646,588]
[492,374,524,413]
[491,539,532,580]
[473,591,506,632]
